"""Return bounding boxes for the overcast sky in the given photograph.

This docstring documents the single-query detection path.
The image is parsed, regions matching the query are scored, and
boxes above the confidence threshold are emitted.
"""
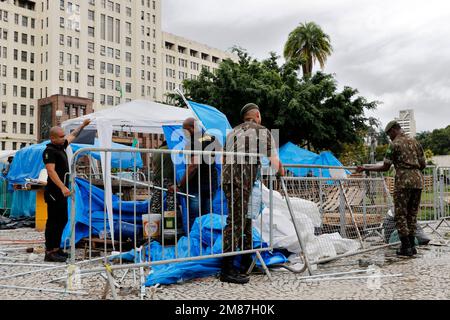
[162,0,450,133]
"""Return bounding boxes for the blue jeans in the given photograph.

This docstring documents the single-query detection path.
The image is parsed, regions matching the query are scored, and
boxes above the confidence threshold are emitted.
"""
[187,190,215,233]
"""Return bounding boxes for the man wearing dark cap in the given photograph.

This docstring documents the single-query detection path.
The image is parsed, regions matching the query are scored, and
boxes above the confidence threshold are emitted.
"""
[176,117,220,233]
[220,103,284,284]
[357,120,426,256]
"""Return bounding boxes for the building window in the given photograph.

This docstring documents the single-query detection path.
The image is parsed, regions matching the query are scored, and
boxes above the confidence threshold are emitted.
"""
[87,75,94,86]
[88,27,95,37]
[88,59,94,70]
[88,10,95,21]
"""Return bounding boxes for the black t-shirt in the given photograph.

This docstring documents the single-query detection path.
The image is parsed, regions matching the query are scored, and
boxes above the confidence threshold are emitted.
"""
[186,134,218,194]
[43,140,69,196]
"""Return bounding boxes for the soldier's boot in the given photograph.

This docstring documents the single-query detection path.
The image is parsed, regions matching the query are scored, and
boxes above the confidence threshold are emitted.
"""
[239,254,254,275]
[396,236,414,257]
[409,235,417,255]
[220,256,249,284]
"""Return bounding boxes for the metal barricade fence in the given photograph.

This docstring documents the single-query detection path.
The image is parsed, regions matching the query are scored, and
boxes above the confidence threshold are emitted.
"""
[382,166,438,224]
[436,166,450,232]
[280,164,398,275]
[65,147,274,297]
[0,178,12,216]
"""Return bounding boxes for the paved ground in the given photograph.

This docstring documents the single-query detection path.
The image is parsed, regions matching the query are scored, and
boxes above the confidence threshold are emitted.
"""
[1,226,449,300]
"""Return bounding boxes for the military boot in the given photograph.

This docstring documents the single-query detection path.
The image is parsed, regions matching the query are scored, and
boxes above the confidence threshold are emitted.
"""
[220,256,249,284]
[409,235,417,255]
[396,236,414,257]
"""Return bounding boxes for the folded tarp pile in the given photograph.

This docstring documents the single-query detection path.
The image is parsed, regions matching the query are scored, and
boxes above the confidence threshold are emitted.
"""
[115,213,287,286]
[61,178,149,247]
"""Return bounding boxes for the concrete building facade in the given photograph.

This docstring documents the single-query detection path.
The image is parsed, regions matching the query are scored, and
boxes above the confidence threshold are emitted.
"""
[0,0,237,151]
[396,109,416,137]
[161,31,236,104]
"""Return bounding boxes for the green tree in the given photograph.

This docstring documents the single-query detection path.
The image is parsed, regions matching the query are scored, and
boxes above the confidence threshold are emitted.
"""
[339,142,368,166]
[169,48,378,156]
[424,149,434,165]
[417,126,450,155]
[376,144,389,162]
[283,22,333,77]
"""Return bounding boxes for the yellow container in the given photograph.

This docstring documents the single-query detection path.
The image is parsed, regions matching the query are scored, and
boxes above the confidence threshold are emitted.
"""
[35,189,48,232]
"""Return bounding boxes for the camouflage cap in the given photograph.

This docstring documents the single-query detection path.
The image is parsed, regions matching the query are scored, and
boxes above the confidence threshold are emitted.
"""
[240,103,260,119]
[384,120,400,133]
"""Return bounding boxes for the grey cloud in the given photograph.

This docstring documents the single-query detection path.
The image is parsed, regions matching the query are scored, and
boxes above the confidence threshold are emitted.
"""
[163,0,450,132]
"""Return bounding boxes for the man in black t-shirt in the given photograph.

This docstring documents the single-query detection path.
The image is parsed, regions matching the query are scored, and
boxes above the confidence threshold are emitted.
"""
[174,118,220,233]
[42,119,90,262]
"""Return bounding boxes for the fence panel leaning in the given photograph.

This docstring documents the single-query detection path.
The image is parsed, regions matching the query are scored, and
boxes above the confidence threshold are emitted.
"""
[63,147,275,298]
[279,164,398,275]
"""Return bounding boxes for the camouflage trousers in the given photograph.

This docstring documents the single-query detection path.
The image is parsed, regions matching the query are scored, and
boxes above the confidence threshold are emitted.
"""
[394,188,422,237]
[150,179,175,214]
[222,183,253,253]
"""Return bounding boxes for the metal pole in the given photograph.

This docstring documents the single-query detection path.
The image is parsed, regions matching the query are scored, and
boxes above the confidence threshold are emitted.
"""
[339,181,364,248]
[280,178,314,275]
[304,273,403,282]
[0,284,87,295]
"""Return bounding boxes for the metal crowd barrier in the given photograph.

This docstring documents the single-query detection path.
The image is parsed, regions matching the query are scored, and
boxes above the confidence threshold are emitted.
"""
[435,166,450,233]
[64,147,274,298]
[0,178,12,216]
[277,163,450,277]
[279,164,398,275]
[382,166,438,224]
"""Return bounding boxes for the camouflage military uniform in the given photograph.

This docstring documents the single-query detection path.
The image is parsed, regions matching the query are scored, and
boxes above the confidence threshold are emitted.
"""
[384,133,426,237]
[150,145,175,214]
[150,179,175,214]
[222,121,276,253]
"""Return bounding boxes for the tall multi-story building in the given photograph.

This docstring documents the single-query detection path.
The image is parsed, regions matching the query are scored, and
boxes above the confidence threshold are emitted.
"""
[161,32,236,103]
[395,109,416,137]
[0,0,237,150]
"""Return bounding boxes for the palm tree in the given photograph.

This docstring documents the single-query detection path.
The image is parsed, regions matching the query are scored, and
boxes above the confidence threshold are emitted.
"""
[284,22,333,77]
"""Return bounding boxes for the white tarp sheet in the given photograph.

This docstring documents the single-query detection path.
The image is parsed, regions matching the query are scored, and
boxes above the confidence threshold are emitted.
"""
[254,185,360,262]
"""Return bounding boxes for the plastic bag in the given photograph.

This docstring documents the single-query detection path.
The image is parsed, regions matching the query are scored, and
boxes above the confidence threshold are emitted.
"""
[247,180,265,219]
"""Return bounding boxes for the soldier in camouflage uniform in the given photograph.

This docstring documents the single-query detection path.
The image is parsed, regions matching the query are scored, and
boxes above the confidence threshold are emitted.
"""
[220,103,284,284]
[357,121,426,256]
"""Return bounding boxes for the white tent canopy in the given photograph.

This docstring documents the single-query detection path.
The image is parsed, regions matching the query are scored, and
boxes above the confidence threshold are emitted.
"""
[0,150,17,162]
[62,99,194,245]
[63,99,194,134]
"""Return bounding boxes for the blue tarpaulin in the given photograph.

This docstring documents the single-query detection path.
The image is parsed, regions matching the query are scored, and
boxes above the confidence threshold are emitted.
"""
[6,141,49,191]
[4,140,142,218]
[61,178,149,247]
[7,140,142,190]
[162,125,228,234]
[71,139,143,169]
[279,142,350,178]
[116,214,286,286]
[187,100,232,146]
